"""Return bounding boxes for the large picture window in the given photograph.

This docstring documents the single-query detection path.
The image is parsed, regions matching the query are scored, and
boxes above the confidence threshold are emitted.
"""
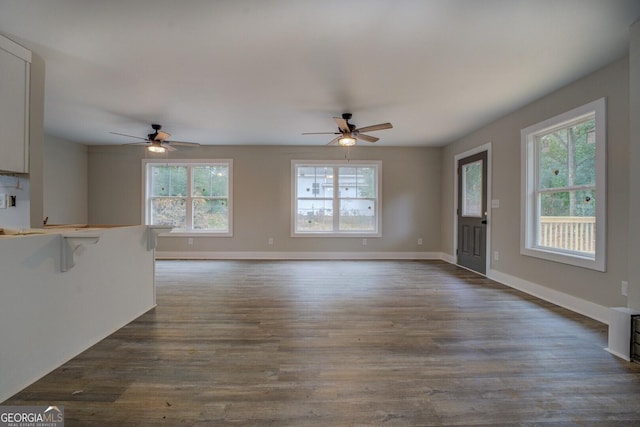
[521,98,605,271]
[143,159,232,235]
[292,161,381,236]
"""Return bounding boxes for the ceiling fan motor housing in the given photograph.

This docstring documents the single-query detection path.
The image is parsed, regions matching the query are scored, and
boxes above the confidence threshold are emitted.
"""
[340,113,356,133]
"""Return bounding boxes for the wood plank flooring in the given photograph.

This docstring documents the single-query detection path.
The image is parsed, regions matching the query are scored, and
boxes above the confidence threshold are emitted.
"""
[4,260,640,426]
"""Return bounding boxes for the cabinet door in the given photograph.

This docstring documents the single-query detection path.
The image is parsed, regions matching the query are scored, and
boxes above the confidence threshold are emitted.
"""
[0,45,30,173]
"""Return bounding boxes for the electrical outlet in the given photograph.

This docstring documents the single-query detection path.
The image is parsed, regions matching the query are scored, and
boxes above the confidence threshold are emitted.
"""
[494,251,500,261]
[621,281,629,297]
[362,238,367,246]
[188,238,193,245]
[268,237,274,245]
[417,238,423,245]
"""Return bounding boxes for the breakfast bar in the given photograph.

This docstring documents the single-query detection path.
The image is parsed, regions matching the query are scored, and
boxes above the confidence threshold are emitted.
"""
[0,225,167,401]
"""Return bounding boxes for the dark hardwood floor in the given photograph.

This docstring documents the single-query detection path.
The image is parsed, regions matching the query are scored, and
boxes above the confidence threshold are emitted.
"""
[4,260,640,426]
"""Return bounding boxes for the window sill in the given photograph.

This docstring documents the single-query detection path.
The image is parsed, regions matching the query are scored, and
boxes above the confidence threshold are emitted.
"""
[520,246,604,272]
[160,230,233,237]
[292,232,381,238]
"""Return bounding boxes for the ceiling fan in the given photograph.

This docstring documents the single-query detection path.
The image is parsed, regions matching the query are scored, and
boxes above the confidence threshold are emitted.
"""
[302,113,393,146]
[110,124,201,153]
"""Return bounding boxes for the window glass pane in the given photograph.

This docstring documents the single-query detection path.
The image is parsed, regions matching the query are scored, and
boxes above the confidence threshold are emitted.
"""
[192,165,228,197]
[571,120,596,187]
[339,167,357,198]
[296,199,333,232]
[540,190,595,216]
[339,199,375,231]
[297,167,333,198]
[150,165,187,196]
[462,160,482,217]
[150,198,186,228]
[538,190,595,255]
[538,132,568,189]
[339,167,375,199]
[538,117,595,190]
[193,198,228,230]
[150,166,168,196]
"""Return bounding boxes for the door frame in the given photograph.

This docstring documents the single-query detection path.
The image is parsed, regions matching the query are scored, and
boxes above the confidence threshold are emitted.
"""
[453,142,492,275]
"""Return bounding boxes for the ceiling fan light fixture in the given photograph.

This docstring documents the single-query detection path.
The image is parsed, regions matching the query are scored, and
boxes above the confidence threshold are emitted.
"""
[147,143,167,153]
[338,135,357,146]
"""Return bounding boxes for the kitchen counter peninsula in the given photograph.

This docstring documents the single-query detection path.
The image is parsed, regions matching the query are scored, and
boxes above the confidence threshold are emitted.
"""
[0,224,168,402]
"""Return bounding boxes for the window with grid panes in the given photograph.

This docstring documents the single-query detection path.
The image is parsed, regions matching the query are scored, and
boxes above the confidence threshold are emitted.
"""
[292,161,381,236]
[521,98,605,271]
[143,160,232,235]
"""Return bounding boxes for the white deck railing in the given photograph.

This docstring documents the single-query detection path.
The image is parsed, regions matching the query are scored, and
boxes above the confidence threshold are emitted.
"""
[539,216,595,254]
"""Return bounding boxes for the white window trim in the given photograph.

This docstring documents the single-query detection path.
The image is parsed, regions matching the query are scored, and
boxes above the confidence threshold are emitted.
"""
[520,98,606,271]
[291,160,382,237]
[141,158,233,237]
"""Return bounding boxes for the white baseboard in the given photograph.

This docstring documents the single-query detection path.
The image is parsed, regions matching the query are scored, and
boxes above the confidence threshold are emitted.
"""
[440,252,456,264]
[605,347,631,361]
[155,251,446,261]
[487,268,609,324]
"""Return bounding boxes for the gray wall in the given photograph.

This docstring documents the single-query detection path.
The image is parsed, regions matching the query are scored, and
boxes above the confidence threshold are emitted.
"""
[43,135,88,225]
[88,145,442,254]
[441,57,630,309]
[629,19,640,311]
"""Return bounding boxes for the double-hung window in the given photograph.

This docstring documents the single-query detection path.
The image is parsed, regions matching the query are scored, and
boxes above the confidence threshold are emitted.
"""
[143,159,232,235]
[292,160,381,236]
[521,98,605,271]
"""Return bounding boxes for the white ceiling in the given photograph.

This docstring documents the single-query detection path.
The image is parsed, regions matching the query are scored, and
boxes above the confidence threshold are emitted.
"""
[1,0,639,147]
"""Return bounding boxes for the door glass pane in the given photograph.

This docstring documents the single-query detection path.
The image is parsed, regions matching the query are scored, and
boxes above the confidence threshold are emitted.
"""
[462,160,483,217]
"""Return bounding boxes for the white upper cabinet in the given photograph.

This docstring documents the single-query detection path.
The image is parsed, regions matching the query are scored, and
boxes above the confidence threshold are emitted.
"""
[0,34,31,173]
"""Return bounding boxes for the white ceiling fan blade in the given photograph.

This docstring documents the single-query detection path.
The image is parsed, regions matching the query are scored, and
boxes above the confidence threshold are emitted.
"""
[110,132,148,141]
[327,136,341,145]
[168,140,200,147]
[155,131,171,141]
[163,143,177,152]
[333,117,350,133]
[356,123,393,133]
[355,133,379,143]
